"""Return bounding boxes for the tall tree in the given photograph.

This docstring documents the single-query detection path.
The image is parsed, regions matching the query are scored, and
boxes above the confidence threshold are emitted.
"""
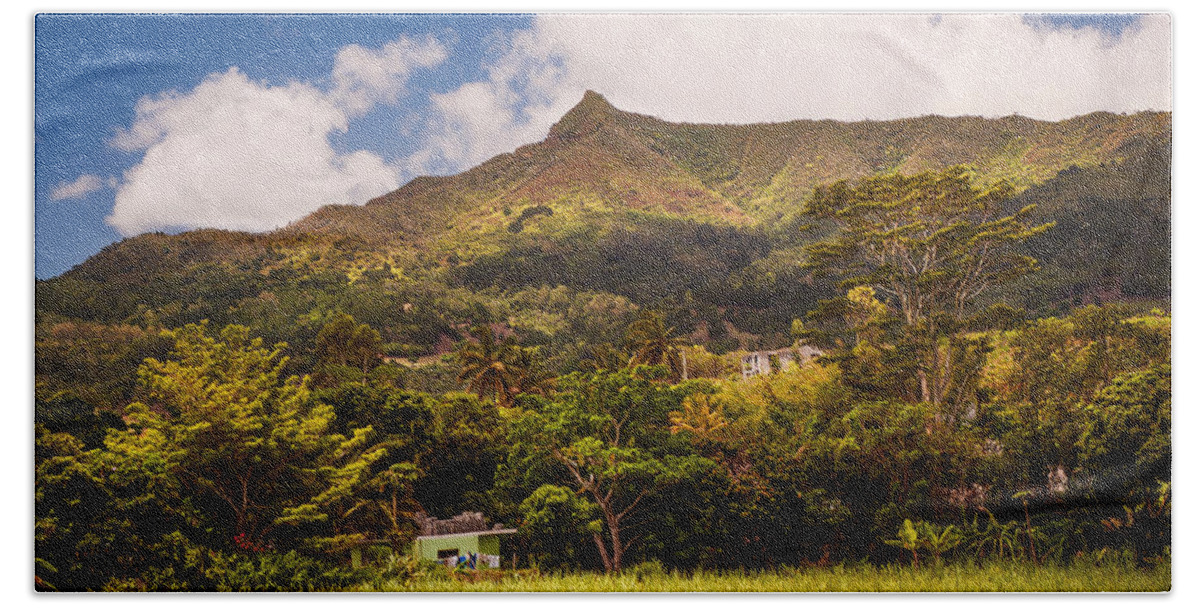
[804,167,1052,408]
[314,313,383,386]
[506,367,711,572]
[107,323,344,548]
[625,310,688,381]
[507,345,557,398]
[580,342,631,373]
[456,325,521,406]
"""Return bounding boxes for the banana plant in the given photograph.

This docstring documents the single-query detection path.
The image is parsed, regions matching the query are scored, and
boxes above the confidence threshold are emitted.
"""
[923,522,963,565]
[884,519,922,567]
[885,519,963,567]
[970,512,1019,561]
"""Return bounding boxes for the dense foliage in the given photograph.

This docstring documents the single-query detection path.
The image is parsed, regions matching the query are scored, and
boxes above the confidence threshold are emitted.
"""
[35,153,1169,590]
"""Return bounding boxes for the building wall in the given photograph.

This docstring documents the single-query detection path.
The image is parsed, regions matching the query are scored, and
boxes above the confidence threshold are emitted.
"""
[413,533,504,565]
[478,534,501,556]
[739,346,823,379]
[414,534,482,560]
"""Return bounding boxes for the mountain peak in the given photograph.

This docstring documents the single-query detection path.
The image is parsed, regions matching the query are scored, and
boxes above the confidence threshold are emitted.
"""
[548,90,620,140]
[578,89,614,110]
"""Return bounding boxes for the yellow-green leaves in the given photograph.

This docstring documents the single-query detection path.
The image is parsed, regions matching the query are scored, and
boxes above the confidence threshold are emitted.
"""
[117,322,341,545]
[884,519,963,566]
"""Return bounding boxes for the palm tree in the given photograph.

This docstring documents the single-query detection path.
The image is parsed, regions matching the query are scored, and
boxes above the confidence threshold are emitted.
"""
[624,310,689,381]
[580,342,630,373]
[508,345,556,398]
[457,325,520,406]
[668,393,728,440]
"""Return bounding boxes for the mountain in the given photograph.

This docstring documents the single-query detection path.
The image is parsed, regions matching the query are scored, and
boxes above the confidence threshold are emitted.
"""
[1005,132,1171,309]
[37,91,1171,366]
[284,91,1168,246]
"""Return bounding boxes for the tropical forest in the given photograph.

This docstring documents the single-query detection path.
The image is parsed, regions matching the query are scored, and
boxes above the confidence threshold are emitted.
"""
[35,92,1171,591]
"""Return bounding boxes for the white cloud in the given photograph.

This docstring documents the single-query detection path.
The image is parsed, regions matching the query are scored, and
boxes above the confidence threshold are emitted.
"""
[329,35,447,116]
[107,36,446,236]
[405,27,578,175]
[50,174,109,201]
[409,13,1171,173]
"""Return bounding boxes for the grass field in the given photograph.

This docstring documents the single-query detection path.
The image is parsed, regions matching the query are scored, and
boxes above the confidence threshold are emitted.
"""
[362,561,1170,593]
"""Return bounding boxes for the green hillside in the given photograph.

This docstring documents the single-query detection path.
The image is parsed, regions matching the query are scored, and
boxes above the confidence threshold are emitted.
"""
[37,91,1171,378]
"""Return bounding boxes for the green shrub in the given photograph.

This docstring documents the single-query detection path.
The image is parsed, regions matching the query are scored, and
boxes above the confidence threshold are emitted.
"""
[200,550,360,592]
[883,520,963,567]
[629,559,667,582]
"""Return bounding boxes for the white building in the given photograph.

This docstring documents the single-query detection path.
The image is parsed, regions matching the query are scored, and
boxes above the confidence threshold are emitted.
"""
[739,345,823,379]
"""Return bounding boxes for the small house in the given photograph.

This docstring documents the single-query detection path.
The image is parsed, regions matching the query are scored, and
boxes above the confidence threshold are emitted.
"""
[411,511,516,569]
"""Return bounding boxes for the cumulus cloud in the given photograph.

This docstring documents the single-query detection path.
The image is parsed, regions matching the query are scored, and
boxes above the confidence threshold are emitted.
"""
[329,36,448,116]
[405,28,577,175]
[107,36,446,236]
[50,174,112,201]
[409,13,1171,173]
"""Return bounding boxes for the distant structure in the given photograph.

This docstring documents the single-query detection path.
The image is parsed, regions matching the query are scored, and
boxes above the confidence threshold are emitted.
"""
[740,345,822,379]
[414,511,494,536]
[412,511,516,569]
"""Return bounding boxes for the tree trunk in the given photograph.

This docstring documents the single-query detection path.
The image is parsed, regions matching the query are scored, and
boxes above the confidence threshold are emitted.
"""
[918,369,930,403]
[592,502,625,572]
[592,531,613,572]
[608,512,624,572]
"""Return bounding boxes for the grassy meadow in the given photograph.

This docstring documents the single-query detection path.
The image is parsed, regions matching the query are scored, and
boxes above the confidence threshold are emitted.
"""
[363,561,1170,593]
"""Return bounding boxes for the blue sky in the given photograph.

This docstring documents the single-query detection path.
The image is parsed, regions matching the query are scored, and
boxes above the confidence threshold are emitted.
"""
[34,13,1171,278]
[36,14,531,277]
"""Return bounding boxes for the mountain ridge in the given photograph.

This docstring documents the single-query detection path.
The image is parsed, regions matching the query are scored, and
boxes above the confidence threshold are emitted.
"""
[40,92,1170,338]
[278,90,1168,250]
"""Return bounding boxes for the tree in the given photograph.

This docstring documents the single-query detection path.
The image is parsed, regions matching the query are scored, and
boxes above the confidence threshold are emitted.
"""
[804,166,1052,408]
[36,428,121,590]
[669,393,728,442]
[1080,364,1171,479]
[518,484,601,569]
[277,431,424,556]
[580,342,631,373]
[456,325,520,406]
[985,306,1171,490]
[315,313,382,386]
[456,325,550,406]
[107,323,344,548]
[508,344,557,398]
[296,384,506,553]
[625,310,688,381]
[506,367,711,572]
